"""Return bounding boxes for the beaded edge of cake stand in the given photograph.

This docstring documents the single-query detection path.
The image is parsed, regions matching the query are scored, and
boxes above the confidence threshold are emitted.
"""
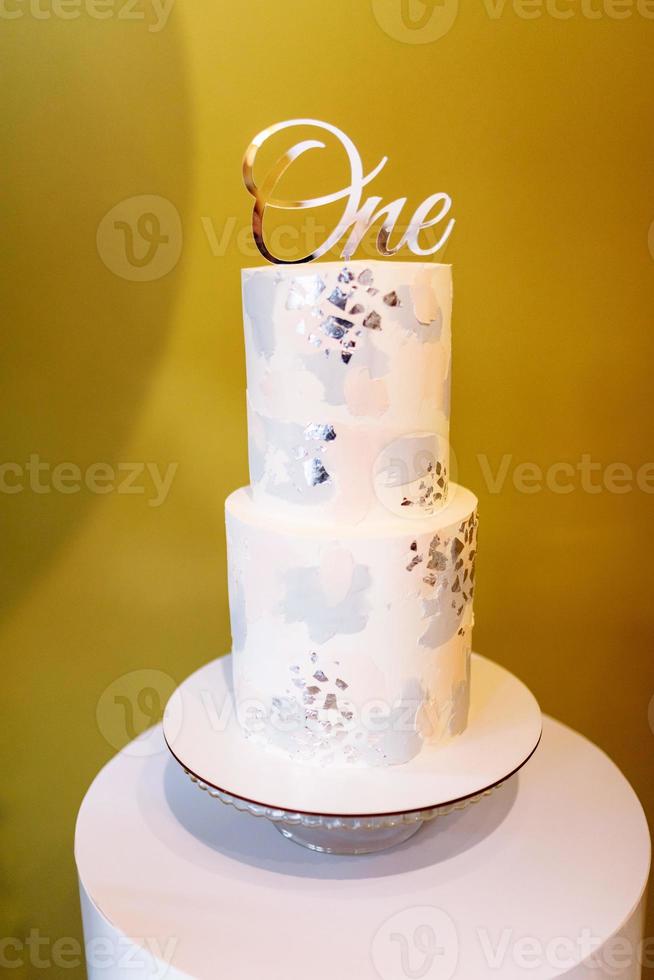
[183,767,498,830]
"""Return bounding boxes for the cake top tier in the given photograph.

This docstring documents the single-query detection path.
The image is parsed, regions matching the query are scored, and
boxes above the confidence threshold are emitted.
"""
[241,260,453,524]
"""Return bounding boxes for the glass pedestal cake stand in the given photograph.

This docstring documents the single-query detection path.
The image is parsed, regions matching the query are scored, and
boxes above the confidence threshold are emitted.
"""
[163,654,542,855]
[181,769,500,854]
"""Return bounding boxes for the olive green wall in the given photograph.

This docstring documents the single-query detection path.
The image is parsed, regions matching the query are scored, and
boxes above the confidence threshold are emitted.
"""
[1,1,653,976]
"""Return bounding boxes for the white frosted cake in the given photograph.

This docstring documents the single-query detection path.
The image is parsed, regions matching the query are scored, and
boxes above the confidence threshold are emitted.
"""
[226,260,478,768]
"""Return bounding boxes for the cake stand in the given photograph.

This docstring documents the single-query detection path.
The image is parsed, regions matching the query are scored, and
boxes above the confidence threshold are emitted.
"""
[163,653,542,854]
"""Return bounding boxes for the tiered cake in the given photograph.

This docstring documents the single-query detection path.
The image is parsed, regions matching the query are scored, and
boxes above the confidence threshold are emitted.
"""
[226,261,478,768]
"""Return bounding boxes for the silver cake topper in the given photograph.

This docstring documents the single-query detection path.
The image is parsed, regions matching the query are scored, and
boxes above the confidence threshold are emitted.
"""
[243,118,455,265]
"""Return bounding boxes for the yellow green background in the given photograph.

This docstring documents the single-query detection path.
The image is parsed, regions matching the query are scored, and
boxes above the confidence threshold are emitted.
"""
[2,0,653,975]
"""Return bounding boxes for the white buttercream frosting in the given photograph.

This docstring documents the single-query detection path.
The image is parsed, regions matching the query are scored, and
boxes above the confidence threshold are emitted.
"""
[227,260,476,768]
[242,261,452,525]
[226,483,477,768]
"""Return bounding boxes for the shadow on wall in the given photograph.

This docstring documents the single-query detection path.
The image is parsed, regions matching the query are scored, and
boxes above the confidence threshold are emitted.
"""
[0,16,192,623]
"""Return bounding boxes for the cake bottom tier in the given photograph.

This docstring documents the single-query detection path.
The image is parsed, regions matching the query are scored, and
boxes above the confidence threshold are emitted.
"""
[225,484,478,769]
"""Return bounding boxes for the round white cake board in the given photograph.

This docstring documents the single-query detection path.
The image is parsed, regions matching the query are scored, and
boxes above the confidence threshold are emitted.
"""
[163,653,542,819]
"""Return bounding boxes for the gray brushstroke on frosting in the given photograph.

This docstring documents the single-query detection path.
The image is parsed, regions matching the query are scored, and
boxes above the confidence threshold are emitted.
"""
[362,331,391,380]
[420,590,464,648]
[302,350,349,405]
[376,677,423,764]
[302,332,389,406]
[248,427,266,484]
[281,562,372,643]
[266,416,305,453]
[243,272,277,359]
[394,285,443,343]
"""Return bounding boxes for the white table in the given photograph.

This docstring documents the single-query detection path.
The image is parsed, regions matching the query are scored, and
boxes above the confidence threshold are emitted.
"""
[75,717,650,980]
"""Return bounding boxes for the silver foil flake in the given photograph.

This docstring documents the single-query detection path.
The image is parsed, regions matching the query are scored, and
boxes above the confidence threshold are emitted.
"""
[310,651,318,664]
[349,303,365,315]
[304,457,331,486]
[428,542,448,572]
[324,693,338,710]
[363,311,382,331]
[406,554,423,572]
[338,267,355,283]
[322,315,353,340]
[308,333,322,347]
[327,286,351,310]
[286,291,306,311]
[358,268,374,286]
[286,274,326,310]
[271,696,298,723]
[290,665,301,674]
[395,458,448,514]
[313,670,328,683]
[335,678,348,691]
[306,686,321,696]
[341,339,356,365]
[419,510,478,648]
[304,423,337,442]
[383,290,401,307]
